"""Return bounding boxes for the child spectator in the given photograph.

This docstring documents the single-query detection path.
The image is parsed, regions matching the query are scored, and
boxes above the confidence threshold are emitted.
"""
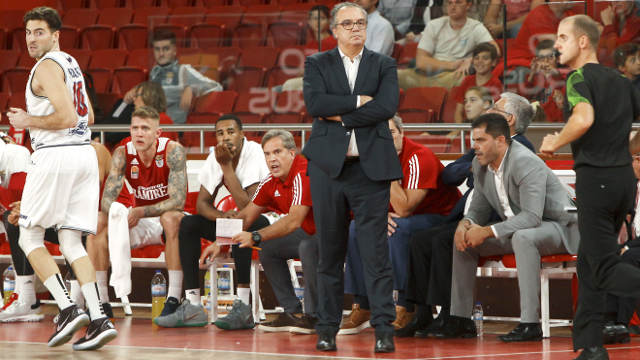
[614,43,640,91]
[452,42,502,123]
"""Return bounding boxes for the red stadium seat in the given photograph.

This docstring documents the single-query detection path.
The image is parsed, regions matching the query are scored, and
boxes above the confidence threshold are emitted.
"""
[1,68,29,95]
[192,90,238,114]
[9,28,27,51]
[89,0,123,8]
[0,92,10,113]
[233,89,272,116]
[95,92,121,115]
[6,91,26,110]
[264,112,302,123]
[238,46,279,69]
[125,0,158,7]
[400,86,448,122]
[80,25,115,50]
[226,67,266,91]
[201,0,229,6]
[126,48,155,71]
[398,41,418,67]
[59,26,80,49]
[86,69,112,93]
[265,66,299,88]
[242,4,280,25]
[189,23,225,49]
[67,49,92,69]
[266,21,303,47]
[280,3,313,24]
[112,67,148,95]
[441,96,458,123]
[277,45,306,69]
[168,6,206,28]
[0,51,20,74]
[98,7,135,28]
[118,25,149,50]
[0,29,6,50]
[204,5,245,31]
[59,0,87,11]
[89,49,128,70]
[161,0,196,7]
[63,9,99,30]
[273,90,305,114]
[132,7,169,27]
[232,23,265,48]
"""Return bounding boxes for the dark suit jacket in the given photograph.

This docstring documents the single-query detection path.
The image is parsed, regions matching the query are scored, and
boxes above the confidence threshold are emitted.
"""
[302,47,403,181]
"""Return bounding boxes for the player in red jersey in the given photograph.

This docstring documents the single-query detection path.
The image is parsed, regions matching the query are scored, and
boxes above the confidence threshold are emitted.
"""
[96,106,187,317]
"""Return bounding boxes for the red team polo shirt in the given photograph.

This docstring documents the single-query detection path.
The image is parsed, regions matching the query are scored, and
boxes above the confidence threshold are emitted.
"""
[124,137,171,207]
[396,137,461,216]
[252,155,316,235]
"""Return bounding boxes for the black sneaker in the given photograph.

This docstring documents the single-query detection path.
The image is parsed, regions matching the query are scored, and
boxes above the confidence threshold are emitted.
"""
[47,305,90,347]
[72,316,118,351]
[159,297,180,317]
[102,303,114,319]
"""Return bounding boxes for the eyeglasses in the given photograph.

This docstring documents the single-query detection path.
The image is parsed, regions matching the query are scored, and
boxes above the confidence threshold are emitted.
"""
[337,19,367,30]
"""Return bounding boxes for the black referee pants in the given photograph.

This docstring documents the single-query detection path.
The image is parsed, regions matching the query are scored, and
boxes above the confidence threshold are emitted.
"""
[573,165,640,350]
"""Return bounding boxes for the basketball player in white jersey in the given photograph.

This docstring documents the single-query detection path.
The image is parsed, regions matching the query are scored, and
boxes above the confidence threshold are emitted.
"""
[7,7,117,351]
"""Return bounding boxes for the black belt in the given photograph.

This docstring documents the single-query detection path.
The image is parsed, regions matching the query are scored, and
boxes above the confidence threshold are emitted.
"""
[344,156,360,164]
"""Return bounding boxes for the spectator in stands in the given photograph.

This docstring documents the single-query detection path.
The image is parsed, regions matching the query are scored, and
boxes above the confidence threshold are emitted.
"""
[483,0,544,39]
[105,81,178,146]
[122,30,222,124]
[378,0,417,38]
[351,0,395,56]
[226,130,319,335]
[598,1,640,53]
[282,5,337,91]
[433,114,578,342]
[503,0,578,84]
[161,114,270,329]
[305,5,338,55]
[339,114,461,335]
[454,86,494,125]
[524,40,566,122]
[397,93,536,338]
[614,43,640,91]
[452,42,502,123]
[397,0,499,90]
[97,107,187,320]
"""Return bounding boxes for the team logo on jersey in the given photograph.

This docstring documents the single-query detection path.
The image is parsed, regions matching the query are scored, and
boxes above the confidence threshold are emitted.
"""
[274,190,281,197]
[131,158,139,165]
[155,155,164,168]
[131,165,139,179]
[164,72,174,85]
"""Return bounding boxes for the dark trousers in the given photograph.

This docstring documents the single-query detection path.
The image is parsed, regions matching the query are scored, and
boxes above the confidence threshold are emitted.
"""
[260,229,319,316]
[573,165,640,350]
[4,212,58,276]
[605,247,640,324]
[406,221,455,310]
[178,214,269,290]
[308,160,395,337]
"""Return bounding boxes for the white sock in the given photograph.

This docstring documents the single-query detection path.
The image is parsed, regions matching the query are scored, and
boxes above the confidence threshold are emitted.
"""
[237,287,250,305]
[70,280,85,309]
[81,282,105,320]
[16,275,36,305]
[167,270,183,300]
[185,288,200,305]
[95,271,110,303]
[43,273,73,310]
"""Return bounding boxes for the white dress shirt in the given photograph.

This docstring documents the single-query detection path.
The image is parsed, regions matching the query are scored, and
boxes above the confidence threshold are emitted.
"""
[489,147,514,237]
[338,47,364,157]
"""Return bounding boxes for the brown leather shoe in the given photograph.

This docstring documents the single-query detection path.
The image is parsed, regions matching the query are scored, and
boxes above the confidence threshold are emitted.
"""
[391,306,414,330]
[338,304,371,335]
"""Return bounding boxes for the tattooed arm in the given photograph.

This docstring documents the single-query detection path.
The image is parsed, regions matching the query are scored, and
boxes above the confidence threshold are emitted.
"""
[135,141,188,218]
[101,146,127,213]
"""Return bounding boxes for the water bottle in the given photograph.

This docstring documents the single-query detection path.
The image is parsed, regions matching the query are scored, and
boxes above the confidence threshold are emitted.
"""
[3,266,15,305]
[203,269,212,312]
[472,302,484,337]
[151,270,167,320]
[217,266,231,296]
[294,275,304,309]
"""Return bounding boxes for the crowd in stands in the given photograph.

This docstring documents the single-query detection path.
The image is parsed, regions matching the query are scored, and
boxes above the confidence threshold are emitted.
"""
[1,0,640,355]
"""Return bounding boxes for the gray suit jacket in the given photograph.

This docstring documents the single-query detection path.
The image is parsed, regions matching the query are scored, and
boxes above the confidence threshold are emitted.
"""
[465,141,580,254]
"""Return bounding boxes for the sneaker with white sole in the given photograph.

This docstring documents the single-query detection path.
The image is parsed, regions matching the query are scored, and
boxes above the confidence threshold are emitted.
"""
[0,293,44,322]
[72,316,118,351]
[48,305,90,347]
[213,299,254,330]
[154,300,208,328]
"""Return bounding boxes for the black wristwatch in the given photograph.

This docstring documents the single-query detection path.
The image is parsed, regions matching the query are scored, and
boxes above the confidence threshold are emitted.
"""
[251,231,262,246]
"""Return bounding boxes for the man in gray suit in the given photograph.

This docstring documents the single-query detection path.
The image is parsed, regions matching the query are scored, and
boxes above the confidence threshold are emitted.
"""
[435,113,579,342]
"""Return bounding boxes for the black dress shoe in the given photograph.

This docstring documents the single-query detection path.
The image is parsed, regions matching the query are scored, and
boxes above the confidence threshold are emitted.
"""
[316,334,336,351]
[374,333,395,353]
[602,322,630,344]
[431,316,477,339]
[498,323,543,342]
[574,347,609,360]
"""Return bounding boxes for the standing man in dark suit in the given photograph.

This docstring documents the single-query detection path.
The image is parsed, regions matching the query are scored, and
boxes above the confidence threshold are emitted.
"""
[302,1,402,354]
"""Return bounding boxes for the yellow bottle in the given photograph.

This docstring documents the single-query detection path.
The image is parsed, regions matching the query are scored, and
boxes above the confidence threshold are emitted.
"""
[150,270,166,321]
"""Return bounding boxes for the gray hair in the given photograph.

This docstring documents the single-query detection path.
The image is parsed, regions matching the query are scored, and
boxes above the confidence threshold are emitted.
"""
[390,113,403,132]
[500,92,533,134]
[261,129,297,150]
[330,2,367,29]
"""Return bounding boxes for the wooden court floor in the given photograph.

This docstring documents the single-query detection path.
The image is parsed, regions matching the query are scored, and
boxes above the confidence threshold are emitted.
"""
[1,308,640,360]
